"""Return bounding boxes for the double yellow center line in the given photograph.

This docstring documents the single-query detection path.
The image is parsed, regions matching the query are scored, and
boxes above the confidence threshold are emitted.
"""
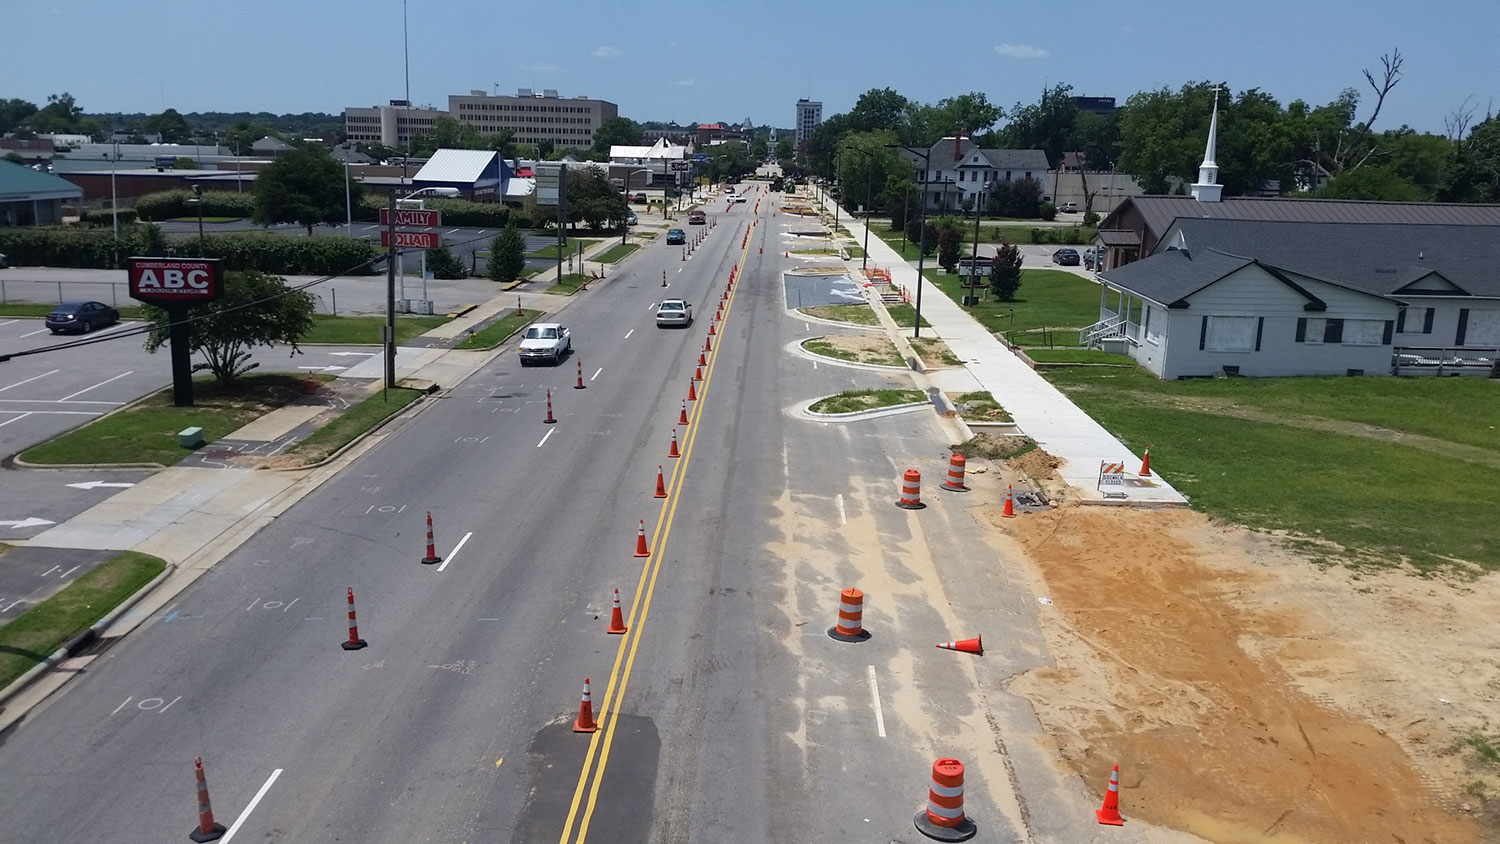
[557,220,757,844]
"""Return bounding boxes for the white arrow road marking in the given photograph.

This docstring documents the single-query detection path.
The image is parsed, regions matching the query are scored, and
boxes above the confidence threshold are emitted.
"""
[0,517,55,530]
[66,481,135,490]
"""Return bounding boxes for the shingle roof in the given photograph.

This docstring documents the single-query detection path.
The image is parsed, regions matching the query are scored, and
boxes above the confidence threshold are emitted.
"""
[1098,247,1255,306]
[899,139,1050,174]
[1119,195,1500,236]
[412,149,497,183]
[0,160,83,199]
[1162,218,1500,298]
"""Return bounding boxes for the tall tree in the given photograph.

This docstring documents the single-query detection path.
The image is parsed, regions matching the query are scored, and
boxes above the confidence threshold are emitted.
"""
[989,243,1023,301]
[1439,115,1500,202]
[252,144,363,235]
[932,92,1004,138]
[835,131,903,213]
[590,117,643,157]
[0,98,38,134]
[145,108,193,144]
[774,136,793,161]
[142,270,315,388]
[999,83,1080,167]
[487,222,527,282]
[845,88,914,134]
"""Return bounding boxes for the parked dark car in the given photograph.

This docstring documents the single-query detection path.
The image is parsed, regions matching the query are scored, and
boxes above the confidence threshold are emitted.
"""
[46,300,120,334]
[666,228,687,245]
[1051,248,1081,266]
[1083,247,1100,270]
[0,251,8,268]
[632,193,648,204]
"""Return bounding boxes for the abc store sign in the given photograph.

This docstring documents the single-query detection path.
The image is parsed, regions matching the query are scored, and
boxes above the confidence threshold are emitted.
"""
[127,257,224,304]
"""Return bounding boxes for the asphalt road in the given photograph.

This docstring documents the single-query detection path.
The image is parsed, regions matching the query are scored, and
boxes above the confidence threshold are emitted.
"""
[0,185,1069,842]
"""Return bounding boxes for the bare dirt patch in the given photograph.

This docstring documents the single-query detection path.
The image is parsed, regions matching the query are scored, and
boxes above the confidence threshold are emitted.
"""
[997,504,1494,843]
[803,333,905,367]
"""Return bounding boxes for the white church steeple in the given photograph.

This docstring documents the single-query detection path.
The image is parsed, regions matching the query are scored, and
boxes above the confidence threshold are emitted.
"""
[1191,87,1223,203]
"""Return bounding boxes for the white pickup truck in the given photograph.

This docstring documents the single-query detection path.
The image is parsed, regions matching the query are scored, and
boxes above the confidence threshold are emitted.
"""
[518,322,572,366]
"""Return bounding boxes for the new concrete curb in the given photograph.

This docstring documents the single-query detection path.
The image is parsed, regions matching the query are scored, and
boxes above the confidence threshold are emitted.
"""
[0,562,175,709]
[794,398,931,422]
[266,382,439,473]
[788,309,883,331]
[789,338,910,372]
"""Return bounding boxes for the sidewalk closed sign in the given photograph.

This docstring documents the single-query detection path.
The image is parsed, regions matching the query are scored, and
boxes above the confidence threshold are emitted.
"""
[1098,461,1125,487]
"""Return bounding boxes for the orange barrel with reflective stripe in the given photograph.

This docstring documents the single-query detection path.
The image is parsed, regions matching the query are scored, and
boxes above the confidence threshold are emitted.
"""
[827,587,870,642]
[896,469,924,510]
[941,453,968,492]
[926,758,967,828]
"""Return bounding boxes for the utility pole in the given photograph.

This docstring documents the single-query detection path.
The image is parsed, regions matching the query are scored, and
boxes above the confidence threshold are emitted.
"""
[556,163,567,288]
[384,192,397,390]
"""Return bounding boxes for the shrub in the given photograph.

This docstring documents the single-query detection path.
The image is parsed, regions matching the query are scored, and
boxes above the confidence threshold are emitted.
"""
[356,196,524,228]
[487,222,526,282]
[425,244,469,279]
[170,232,380,275]
[136,190,255,221]
[1038,202,1057,222]
[0,224,165,268]
[1082,210,1101,227]
[80,207,138,226]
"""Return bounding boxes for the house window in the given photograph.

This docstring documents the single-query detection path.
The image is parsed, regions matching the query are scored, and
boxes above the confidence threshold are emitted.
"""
[1206,316,1257,351]
[1343,319,1387,346]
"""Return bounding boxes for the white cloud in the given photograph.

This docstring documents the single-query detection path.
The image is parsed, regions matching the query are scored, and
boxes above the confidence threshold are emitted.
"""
[519,62,559,73]
[591,45,623,59]
[671,78,695,87]
[993,43,1049,60]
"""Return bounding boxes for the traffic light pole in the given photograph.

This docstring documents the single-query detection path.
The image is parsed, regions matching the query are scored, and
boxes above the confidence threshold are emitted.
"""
[385,192,397,390]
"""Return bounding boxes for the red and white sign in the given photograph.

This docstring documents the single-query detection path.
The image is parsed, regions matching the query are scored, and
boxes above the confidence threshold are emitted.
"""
[381,230,441,250]
[379,208,441,228]
[127,257,223,304]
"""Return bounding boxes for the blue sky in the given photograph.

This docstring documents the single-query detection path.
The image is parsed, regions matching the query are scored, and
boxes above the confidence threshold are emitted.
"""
[6,0,1496,135]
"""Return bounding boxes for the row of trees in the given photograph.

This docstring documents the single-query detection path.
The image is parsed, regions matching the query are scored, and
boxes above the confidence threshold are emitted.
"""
[0,94,339,152]
[803,50,1500,207]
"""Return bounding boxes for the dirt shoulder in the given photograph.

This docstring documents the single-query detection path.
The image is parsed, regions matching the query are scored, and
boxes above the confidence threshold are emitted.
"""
[994,499,1495,842]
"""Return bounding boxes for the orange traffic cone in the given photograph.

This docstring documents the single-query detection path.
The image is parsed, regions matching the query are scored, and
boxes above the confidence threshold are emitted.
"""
[678,401,690,426]
[694,365,703,382]
[709,320,716,336]
[654,465,667,498]
[937,636,983,655]
[607,589,628,635]
[1096,764,1125,825]
[668,429,680,458]
[1003,485,1016,518]
[633,520,650,558]
[1139,448,1152,477]
[190,757,227,842]
[698,352,707,367]
[687,379,697,401]
[573,677,598,733]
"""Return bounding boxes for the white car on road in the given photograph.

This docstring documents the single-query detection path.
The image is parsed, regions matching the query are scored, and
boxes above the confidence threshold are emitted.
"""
[655,299,693,328]
[518,323,572,365]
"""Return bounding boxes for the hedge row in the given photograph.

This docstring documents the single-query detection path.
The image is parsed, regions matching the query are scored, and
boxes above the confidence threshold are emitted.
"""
[135,190,257,221]
[80,207,139,225]
[354,196,520,228]
[0,225,379,275]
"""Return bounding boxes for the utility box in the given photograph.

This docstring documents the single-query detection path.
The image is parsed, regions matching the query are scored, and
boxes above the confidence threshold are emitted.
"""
[178,426,205,449]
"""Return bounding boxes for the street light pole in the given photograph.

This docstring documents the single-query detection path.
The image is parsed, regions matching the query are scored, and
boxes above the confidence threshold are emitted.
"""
[888,144,932,338]
[109,142,119,240]
[344,159,353,238]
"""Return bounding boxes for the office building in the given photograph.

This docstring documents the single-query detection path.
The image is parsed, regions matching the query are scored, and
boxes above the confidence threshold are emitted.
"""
[343,100,444,149]
[449,89,618,149]
[795,98,822,159]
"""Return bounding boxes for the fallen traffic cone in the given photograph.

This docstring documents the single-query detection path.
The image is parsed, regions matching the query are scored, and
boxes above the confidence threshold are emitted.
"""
[544,388,557,424]
[574,677,598,733]
[668,429,680,458]
[654,465,668,498]
[421,510,442,565]
[678,400,690,426]
[937,636,983,655]
[1002,485,1016,518]
[1096,764,1125,826]
[342,587,368,650]
[634,519,650,557]
[687,379,697,401]
[189,757,227,842]
[1139,448,1152,477]
[607,589,629,634]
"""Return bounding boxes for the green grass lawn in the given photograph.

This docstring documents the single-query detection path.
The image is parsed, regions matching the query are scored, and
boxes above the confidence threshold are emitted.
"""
[810,389,926,414]
[457,308,542,350]
[1044,367,1500,574]
[1024,348,1136,365]
[527,238,599,259]
[595,242,640,263]
[800,304,878,326]
[544,273,591,295]
[924,268,1100,337]
[20,374,318,467]
[301,315,448,345]
[0,303,151,319]
[886,303,931,329]
[0,551,165,687]
[287,386,424,464]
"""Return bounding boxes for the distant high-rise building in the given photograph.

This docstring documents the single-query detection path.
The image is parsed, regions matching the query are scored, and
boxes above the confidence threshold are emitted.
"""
[795,99,822,160]
[343,100,444,149]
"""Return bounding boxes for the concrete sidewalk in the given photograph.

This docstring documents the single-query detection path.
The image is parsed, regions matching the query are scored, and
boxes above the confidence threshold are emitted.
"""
[813,191,1186,505]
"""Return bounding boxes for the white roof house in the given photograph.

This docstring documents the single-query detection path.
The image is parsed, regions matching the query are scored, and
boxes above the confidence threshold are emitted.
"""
[411,149,510,200]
